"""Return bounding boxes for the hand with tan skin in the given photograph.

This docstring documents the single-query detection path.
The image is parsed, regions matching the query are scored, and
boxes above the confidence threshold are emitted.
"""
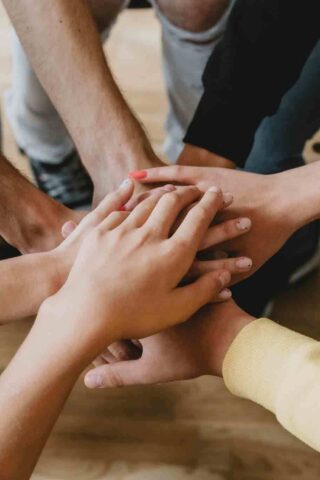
[128,162,320,282]
[0,185,247,479]
[84,300,254,389]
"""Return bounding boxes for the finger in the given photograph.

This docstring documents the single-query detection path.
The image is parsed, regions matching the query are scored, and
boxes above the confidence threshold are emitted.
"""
[129,166,197,185]
[92,356,108,367]
[98,211,130,231]
[66,179,135,237]
[124,185,176,211]
[122,190,173,230]
[216,288,233,302]
[144,186,202,237]
[188,257,253,279]
[84,359,153,389]
[200,217,252,251]
[61,220,77,238]
[172,187,223,252]
[108,340,142,361]
[171,269,231,324]
[94,178,135,215]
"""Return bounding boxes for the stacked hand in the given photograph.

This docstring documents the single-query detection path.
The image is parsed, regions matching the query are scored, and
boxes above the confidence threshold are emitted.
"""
[85,300,254,389]
[129,165,301,282]
[39,179,253,368]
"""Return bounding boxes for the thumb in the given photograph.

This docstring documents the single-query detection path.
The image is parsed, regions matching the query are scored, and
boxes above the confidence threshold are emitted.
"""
[61,220,78,238]
[173,270,231,322]
[84,359,153,389]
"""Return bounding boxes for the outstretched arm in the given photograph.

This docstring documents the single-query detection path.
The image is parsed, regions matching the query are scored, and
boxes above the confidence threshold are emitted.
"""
[0,179,135,324]
[3,0,163,203]
[130,160,320,281]
[86,300,320,453]
[0,185,236,478]
[0,152,83,253]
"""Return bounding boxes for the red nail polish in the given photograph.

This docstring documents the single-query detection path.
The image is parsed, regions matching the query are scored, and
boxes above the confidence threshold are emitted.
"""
[128,170,147,180]
[119,205,126,211]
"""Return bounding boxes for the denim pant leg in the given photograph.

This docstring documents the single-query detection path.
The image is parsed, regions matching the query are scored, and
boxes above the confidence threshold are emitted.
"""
[233,41,320,316]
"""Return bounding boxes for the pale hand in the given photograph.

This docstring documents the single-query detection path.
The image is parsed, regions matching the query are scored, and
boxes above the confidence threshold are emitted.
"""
[84,300,254,389]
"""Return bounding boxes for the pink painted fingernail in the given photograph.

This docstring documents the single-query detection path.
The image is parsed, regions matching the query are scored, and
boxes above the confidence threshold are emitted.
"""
[128,170,147,180]
[235,257,253,270]
[61,220,77,238]
[85,374,104,389]
[236,218,252,231]
[119,178,131,188]
[219,288,232,300]
[223,192,233,205]
[219,270,231,286]
[208,185,221,193]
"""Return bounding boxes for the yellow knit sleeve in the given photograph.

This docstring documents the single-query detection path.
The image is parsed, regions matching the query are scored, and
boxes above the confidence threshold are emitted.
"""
[222,318,320,452]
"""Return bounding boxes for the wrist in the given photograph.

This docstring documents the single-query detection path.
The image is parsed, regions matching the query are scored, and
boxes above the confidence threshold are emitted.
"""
[274,163,320,229]
[178,144,236,169]
[37,288,115,368]
[0,184,75,254]
[201,305,254,377]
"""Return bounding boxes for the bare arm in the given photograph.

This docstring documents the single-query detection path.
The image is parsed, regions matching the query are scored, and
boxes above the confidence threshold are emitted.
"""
[3,0,162,203]
[0,179,135,323]
[0,153,83,253]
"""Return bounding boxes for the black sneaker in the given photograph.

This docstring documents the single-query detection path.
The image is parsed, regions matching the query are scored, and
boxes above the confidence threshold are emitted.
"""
[27,151,93,209]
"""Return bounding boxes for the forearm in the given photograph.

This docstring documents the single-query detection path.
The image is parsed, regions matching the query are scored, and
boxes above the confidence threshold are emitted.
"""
[3,0,155,183]
[0,153,79,253]
[274,161,320,229]
[0,310,82,479]
[0,251,64,323]
[0,298,112,479]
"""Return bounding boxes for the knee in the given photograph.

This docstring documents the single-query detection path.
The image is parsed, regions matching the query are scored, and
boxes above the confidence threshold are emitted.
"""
[88,0,127,33]
[156,0,230,33]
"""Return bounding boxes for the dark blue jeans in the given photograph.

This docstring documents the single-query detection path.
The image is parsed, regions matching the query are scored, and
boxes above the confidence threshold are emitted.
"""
[233,41,320,316]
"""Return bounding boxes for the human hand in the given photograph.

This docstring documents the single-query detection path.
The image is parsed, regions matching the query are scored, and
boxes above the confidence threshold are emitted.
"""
[92,142,166,206]
[41,185,234,365]
[84,300,254,389]
[129,165,301,281]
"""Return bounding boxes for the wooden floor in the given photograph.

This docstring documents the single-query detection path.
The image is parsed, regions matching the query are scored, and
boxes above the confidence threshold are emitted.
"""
[1,5,320,479]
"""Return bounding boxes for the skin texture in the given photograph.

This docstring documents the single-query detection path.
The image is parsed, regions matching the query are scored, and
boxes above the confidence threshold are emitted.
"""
[0,184,244,479]
[0,153,84,253]
[131,160,320,282]
[0,180,136,323]
[85,300,254,389]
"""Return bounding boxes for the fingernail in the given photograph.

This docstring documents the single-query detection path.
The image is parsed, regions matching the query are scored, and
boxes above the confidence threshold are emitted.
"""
[219,270,231,286]
[84,374,104,389]
[61,220,77,238]
[119,205,127,211]
[128,170,147,180]
[223,192,233,205]
[163,184,176,192]
[236,218,252,231]
[235,257,253,270]
[208,185,221,193]
[119,178,131,189]
[219,288,232,300]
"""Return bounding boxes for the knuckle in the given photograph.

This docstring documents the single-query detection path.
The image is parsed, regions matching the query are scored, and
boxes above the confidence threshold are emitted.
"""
[107,368,124,388]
